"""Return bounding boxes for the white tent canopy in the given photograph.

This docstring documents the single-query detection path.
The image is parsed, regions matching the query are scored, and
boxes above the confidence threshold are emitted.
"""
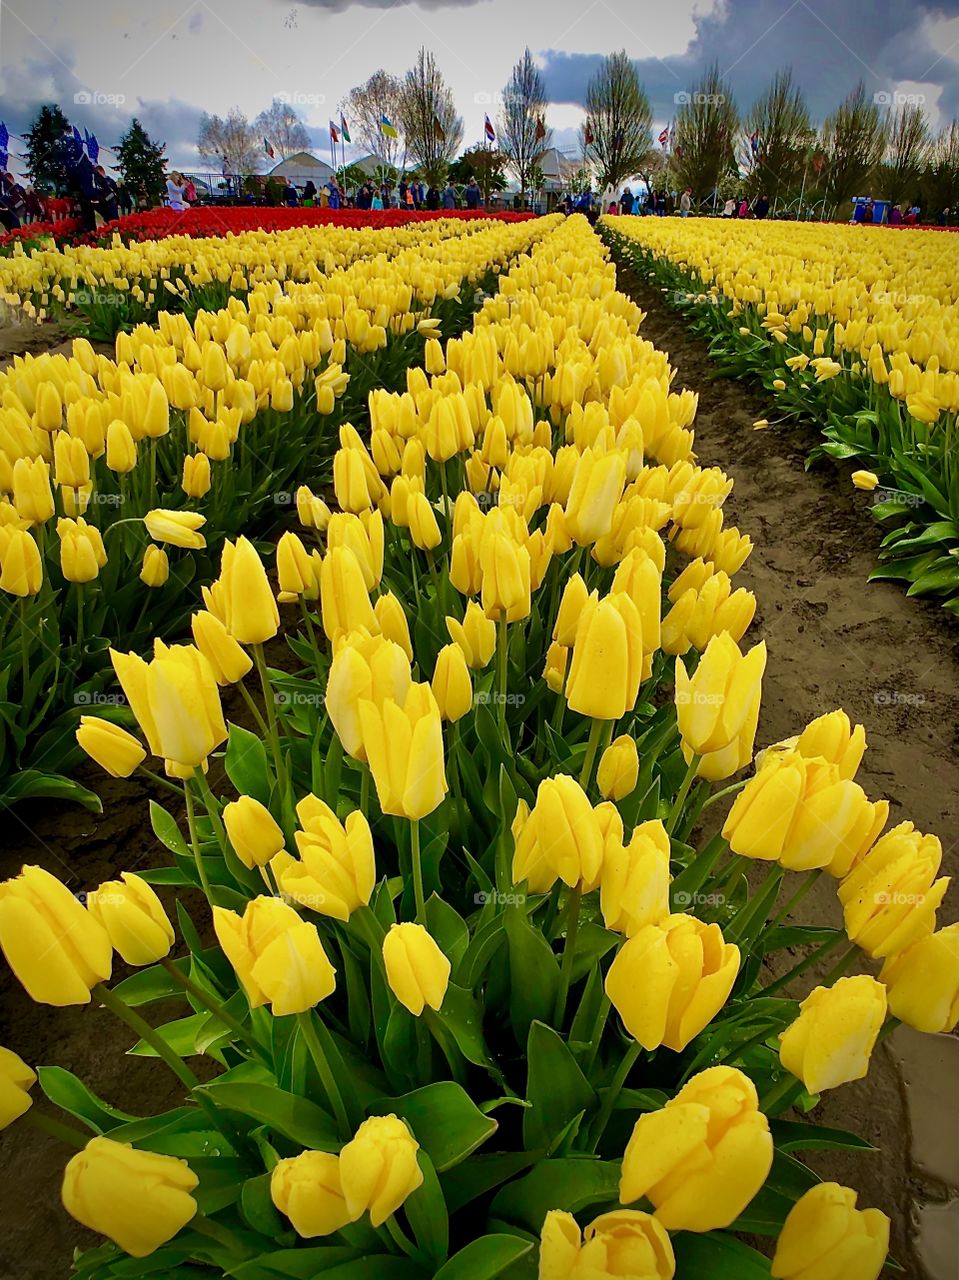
[268,152,335,186]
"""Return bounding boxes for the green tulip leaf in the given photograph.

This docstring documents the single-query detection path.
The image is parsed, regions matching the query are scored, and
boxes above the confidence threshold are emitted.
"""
[405,1151,450,1265]
[770,1118,876,1152]
[225,722,273,806]
[369,1081,497,1171]
[195,1081,339,1150]
[37,1066,136,1133]
[150,800,190,857]
[672,1231,772,1276]
[229,1247,367,1279]
[490,1157,622,1233]
[239,1172,287,1238]
[523,1022,595,1153]
[504,906,561,1045]
[431,1235,535,1280]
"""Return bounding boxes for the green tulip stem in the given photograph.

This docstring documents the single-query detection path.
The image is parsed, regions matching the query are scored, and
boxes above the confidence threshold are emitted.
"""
[590,1038,642,1150]
[578,718,605,791]
[75,584,84,657]
[237,678,270,739]
[19,599,31,696]
[183,784,214,903]
[92,983,234,1143]
[258,864,278,895]
[763,932,849,996]
[496,618,509,734]
[877,1015,902,1044]
[822,942,861,987]
[192,768,228,854]
[296,1011,352,1139]
[159,956,269,1065]
[448,720,467,839]
[137,765,184,798]
[298,596,320,664]
[768,869,823,931]
[384,1213,419,1258]
[410,819,427,923]
[699,778,748,812]
[759,1073,803,1116]
[553,887,583,1028]
[666,754,701,835]
[424,1007,467,1086]
[253,644,296,833]
[438,458,451,549]
[359,766,371,820]
[551,690,566,735]
[25,1109,89,1149]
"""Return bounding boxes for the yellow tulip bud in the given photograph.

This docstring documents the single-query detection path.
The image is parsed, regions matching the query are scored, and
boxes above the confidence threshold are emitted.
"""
[675,634,766,780]
[620,1066,772,1231]
[105,420,137,474]
[480,530,531,622]
[373,592,413,662]
[383,922,451,1015]
[431,642,472,721]
[12,457,54,524]
[75,717,146,778]
[338,1114,423,1227]
[553,573,590,646]
[181,453,212,499]
[358,682,447,820]
[275,795,375,920]
[213,896,336,1014]
[880,923,959,1033]
[59,520,101,583]
[271,1151,356,1238]
[512,774,604,892]
[770,1183,889,1280]
[141,379,170,439]
[320,546,379,643]
[606,913,740,1051]
[0,865,112,1004]
[0,528,42,596]
[87,872,175,966]
[111,643,227,771]
[277,531,319,600]
[54,431,91,489]
[779,975,886,1094]
[446,602,496,669]
[223,796,285,870]
[143,508,206,550]
[218,536,280,645]
[600,820,671,936]
[407,491,443,551]
[851,470,879,491]
[566,593,644,721]
[538,1208,675,1280]
[140,545,169,588]
[34,382,63,432]
[543,639,569,694]
[794,709,866,780]
[200,341,229,391]
[597,734,639,801]
[191,609,252,685]
[0,1045,36,1130]
[326,631,411,761]
[838,821,948,958]
[565,448,627,546]
[62,1137,198,1258]
[296,485,331,531]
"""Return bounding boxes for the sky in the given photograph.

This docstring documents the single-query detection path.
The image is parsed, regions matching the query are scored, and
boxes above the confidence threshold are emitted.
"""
[0,0,957,172]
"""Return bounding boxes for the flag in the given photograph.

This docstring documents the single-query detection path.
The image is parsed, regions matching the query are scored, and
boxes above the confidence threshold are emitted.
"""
[380,114,399,139]
[340,114,351,144]
[329,120,340,144]
[584,122,594,146]
[85,129,99,164]
[484,114,495,142]
[658,127,669,146]
[433,115,446,143]
[534,115,546,141]
[0,122,8,151]
[264,137,275,159]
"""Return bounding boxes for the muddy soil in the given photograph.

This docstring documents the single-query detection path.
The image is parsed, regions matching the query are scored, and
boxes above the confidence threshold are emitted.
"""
[621,262,959,1280]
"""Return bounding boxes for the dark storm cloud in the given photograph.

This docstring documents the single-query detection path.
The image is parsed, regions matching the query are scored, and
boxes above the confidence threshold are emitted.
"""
[540,0,959,121]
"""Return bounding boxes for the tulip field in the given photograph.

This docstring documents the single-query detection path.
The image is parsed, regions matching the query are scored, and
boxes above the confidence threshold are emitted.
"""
[605,216,959,615]
[0,210,955,1280]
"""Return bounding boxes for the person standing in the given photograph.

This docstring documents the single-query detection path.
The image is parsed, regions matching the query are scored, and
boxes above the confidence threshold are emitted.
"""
[680,188,692,217]
[166,171,186,211]
[620,188,634,214]
[465,177,481,209]
[442,181,457,209]
[426,185,440,210]
[753,192,769,219]
[303,180,317,207]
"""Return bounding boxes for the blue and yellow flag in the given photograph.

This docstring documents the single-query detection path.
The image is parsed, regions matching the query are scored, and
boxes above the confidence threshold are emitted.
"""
[380,115,398,139]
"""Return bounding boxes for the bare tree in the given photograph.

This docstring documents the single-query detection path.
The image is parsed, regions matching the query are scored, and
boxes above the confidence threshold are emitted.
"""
[197,108,261,176]
[399,49,463,185]
[673,63,739,200]
[254,99,310,160]
[499,48,551,202]
[818,82,886,209]
[341,70,405,168]
[924,119,959,217]
[580,50,653,191]
[744,67,814,202]
[883,102,931,205]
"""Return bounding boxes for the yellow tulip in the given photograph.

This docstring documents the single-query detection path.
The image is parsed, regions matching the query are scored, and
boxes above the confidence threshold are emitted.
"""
[675,634,766,780]
[879,923,959,1033]
[54,431,91,489]
[382,922,451,1015]
[271,1151,356,1238]
[87,872,175,966]
[431,643,472,721]
[619,1066,772,1232]
[338,1114,423,1227]
[75,718,146,778]
[218,536,280,645]
[111,642,227,771]
[838,821,948,958]
[273,794,375,920]
[223,796,285,870]
[213,896,336,1014]
[566,593,644,721]
[446,602,496,669]
[770,1183,889,1280]
[600,820,671,936]
[794,709,866,780]
[512,774,604,892]
[358,682,448,820]
[596,734,639,801]
[374,592,413,662]
[539,1208,675,1279]
[0,865,112,1004]
[565,448,627,545]
[181,452,212,499]
[779,975,887,1094]
[190,609,252,685]
[143,508,206,550]
[105,420,137,473]
[0,1045,36,1131]
[62,1137,198,1258]
[326,631,411,761]
[12,457,54,524]
[851,470,879,491]
[320,546,379,642]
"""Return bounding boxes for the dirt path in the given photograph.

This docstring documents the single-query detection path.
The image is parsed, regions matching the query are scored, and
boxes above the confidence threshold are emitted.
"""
[620,259,959,1280]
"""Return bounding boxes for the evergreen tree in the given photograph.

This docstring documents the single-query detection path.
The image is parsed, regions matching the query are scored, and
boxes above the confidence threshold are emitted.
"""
[24,104,72,190]
[116,118,167,205]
